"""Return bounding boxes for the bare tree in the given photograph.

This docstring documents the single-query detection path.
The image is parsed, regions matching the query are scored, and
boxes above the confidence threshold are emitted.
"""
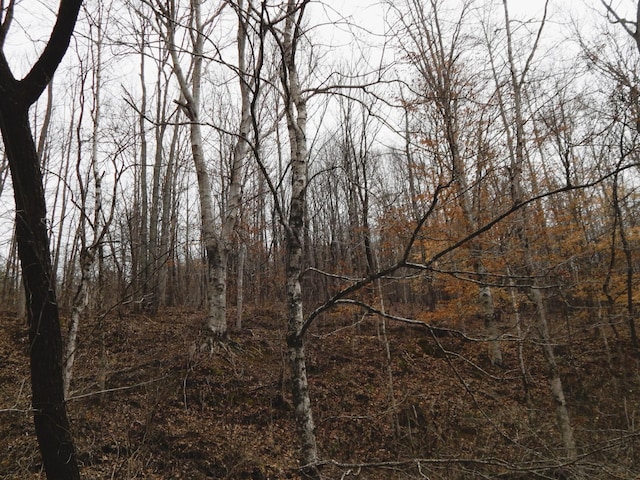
[150,0,255,342]
[389,0,503,365]
[63,3,119,398]
[226,0,260,331]
[593,0,640,348]
[279,1,319,473]
[601,0,640,54]
[256,0,320,475]
[493,0,577,459]
[153,0,231,339]
[0,0,83,477]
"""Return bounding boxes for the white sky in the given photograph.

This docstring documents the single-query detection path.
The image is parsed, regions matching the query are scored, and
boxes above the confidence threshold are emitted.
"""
[2,0,626,76]
[0,0,634,256]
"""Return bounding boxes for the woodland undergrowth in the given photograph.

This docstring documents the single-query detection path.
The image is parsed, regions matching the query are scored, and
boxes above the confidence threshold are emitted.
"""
[1,305,639,479]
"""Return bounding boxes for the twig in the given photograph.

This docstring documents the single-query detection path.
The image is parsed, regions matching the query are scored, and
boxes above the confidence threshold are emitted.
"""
[66,375,170,401]
[0,378,31,413]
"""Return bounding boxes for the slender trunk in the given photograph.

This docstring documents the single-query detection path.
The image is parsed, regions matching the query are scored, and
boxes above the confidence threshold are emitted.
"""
[52,93,75,287]
[65,19,105,397]
[509,269,533,411]
[64,247,92,398]
[148,60,169,313]
[138,37,150,309]
[222,0,254,331]
[281,2,319,475]
[158,122,179,308]
[90,12,105,324]
[163,0,228,339]
[501,0,576,459]
[36,82,54,162]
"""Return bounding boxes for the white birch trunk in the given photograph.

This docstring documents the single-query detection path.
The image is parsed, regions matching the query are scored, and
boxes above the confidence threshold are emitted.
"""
[236,243,246,330]
[162,0,251,341]
[224,0,253,334]
[148,56,171,312]
[138,34,150,308]
[64,18,104,399]
[64,249,92,399]
[158,124,180,308]
[281,1,319,475]
[164,0,228,340]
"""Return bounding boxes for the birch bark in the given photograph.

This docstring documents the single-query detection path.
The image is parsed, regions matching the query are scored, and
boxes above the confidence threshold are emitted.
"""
[160,0,227,338]
[64,13,106,400]
[279,1,320,475]
[158,0,249,341]
[228,0,255,331]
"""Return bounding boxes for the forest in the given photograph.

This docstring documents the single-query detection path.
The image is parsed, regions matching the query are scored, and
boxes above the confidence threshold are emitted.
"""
[2,0,640,478]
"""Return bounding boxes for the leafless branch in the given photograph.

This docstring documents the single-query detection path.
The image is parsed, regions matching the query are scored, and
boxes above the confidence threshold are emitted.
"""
[67,375,170,401]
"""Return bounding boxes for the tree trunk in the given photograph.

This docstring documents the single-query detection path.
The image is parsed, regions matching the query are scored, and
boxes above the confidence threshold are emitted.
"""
[0,103,81,480]
[236,242,246,330]
[64,247,92,398]
[159,0,233,340]
[500,0,576,459]
[137,33,151,310]
[0,1,83,475]
[280,1,320,475]
[148,55,170,313]
[64,14,107,397]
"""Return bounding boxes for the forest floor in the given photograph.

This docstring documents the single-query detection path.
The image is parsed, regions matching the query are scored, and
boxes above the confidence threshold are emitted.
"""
[2,304,640,479]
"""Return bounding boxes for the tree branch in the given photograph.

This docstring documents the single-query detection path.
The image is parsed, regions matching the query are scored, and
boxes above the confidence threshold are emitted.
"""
[21,0,83,105]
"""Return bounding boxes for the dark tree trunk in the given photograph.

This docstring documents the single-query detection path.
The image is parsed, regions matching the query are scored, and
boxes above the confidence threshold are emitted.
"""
[0,0,83,477]
[0,102,81,480]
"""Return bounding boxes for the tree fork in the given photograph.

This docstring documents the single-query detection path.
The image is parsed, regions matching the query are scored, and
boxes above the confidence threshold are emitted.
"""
[0,0,83,476]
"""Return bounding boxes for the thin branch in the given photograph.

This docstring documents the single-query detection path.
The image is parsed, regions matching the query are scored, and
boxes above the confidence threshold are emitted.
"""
[601,0,637,38]
[301,161,640,338]
[0,0,15,49]
[66,375,170,401]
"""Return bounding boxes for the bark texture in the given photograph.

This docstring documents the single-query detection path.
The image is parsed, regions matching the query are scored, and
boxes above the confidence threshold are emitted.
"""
[0,0,83,477]
[280,1,320,476]
[0,96,81,480]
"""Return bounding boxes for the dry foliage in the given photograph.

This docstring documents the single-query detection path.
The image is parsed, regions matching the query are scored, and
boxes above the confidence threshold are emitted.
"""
[1,302,640,479]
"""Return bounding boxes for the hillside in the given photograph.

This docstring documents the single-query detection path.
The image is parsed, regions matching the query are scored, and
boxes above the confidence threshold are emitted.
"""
[1,306,639,479]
